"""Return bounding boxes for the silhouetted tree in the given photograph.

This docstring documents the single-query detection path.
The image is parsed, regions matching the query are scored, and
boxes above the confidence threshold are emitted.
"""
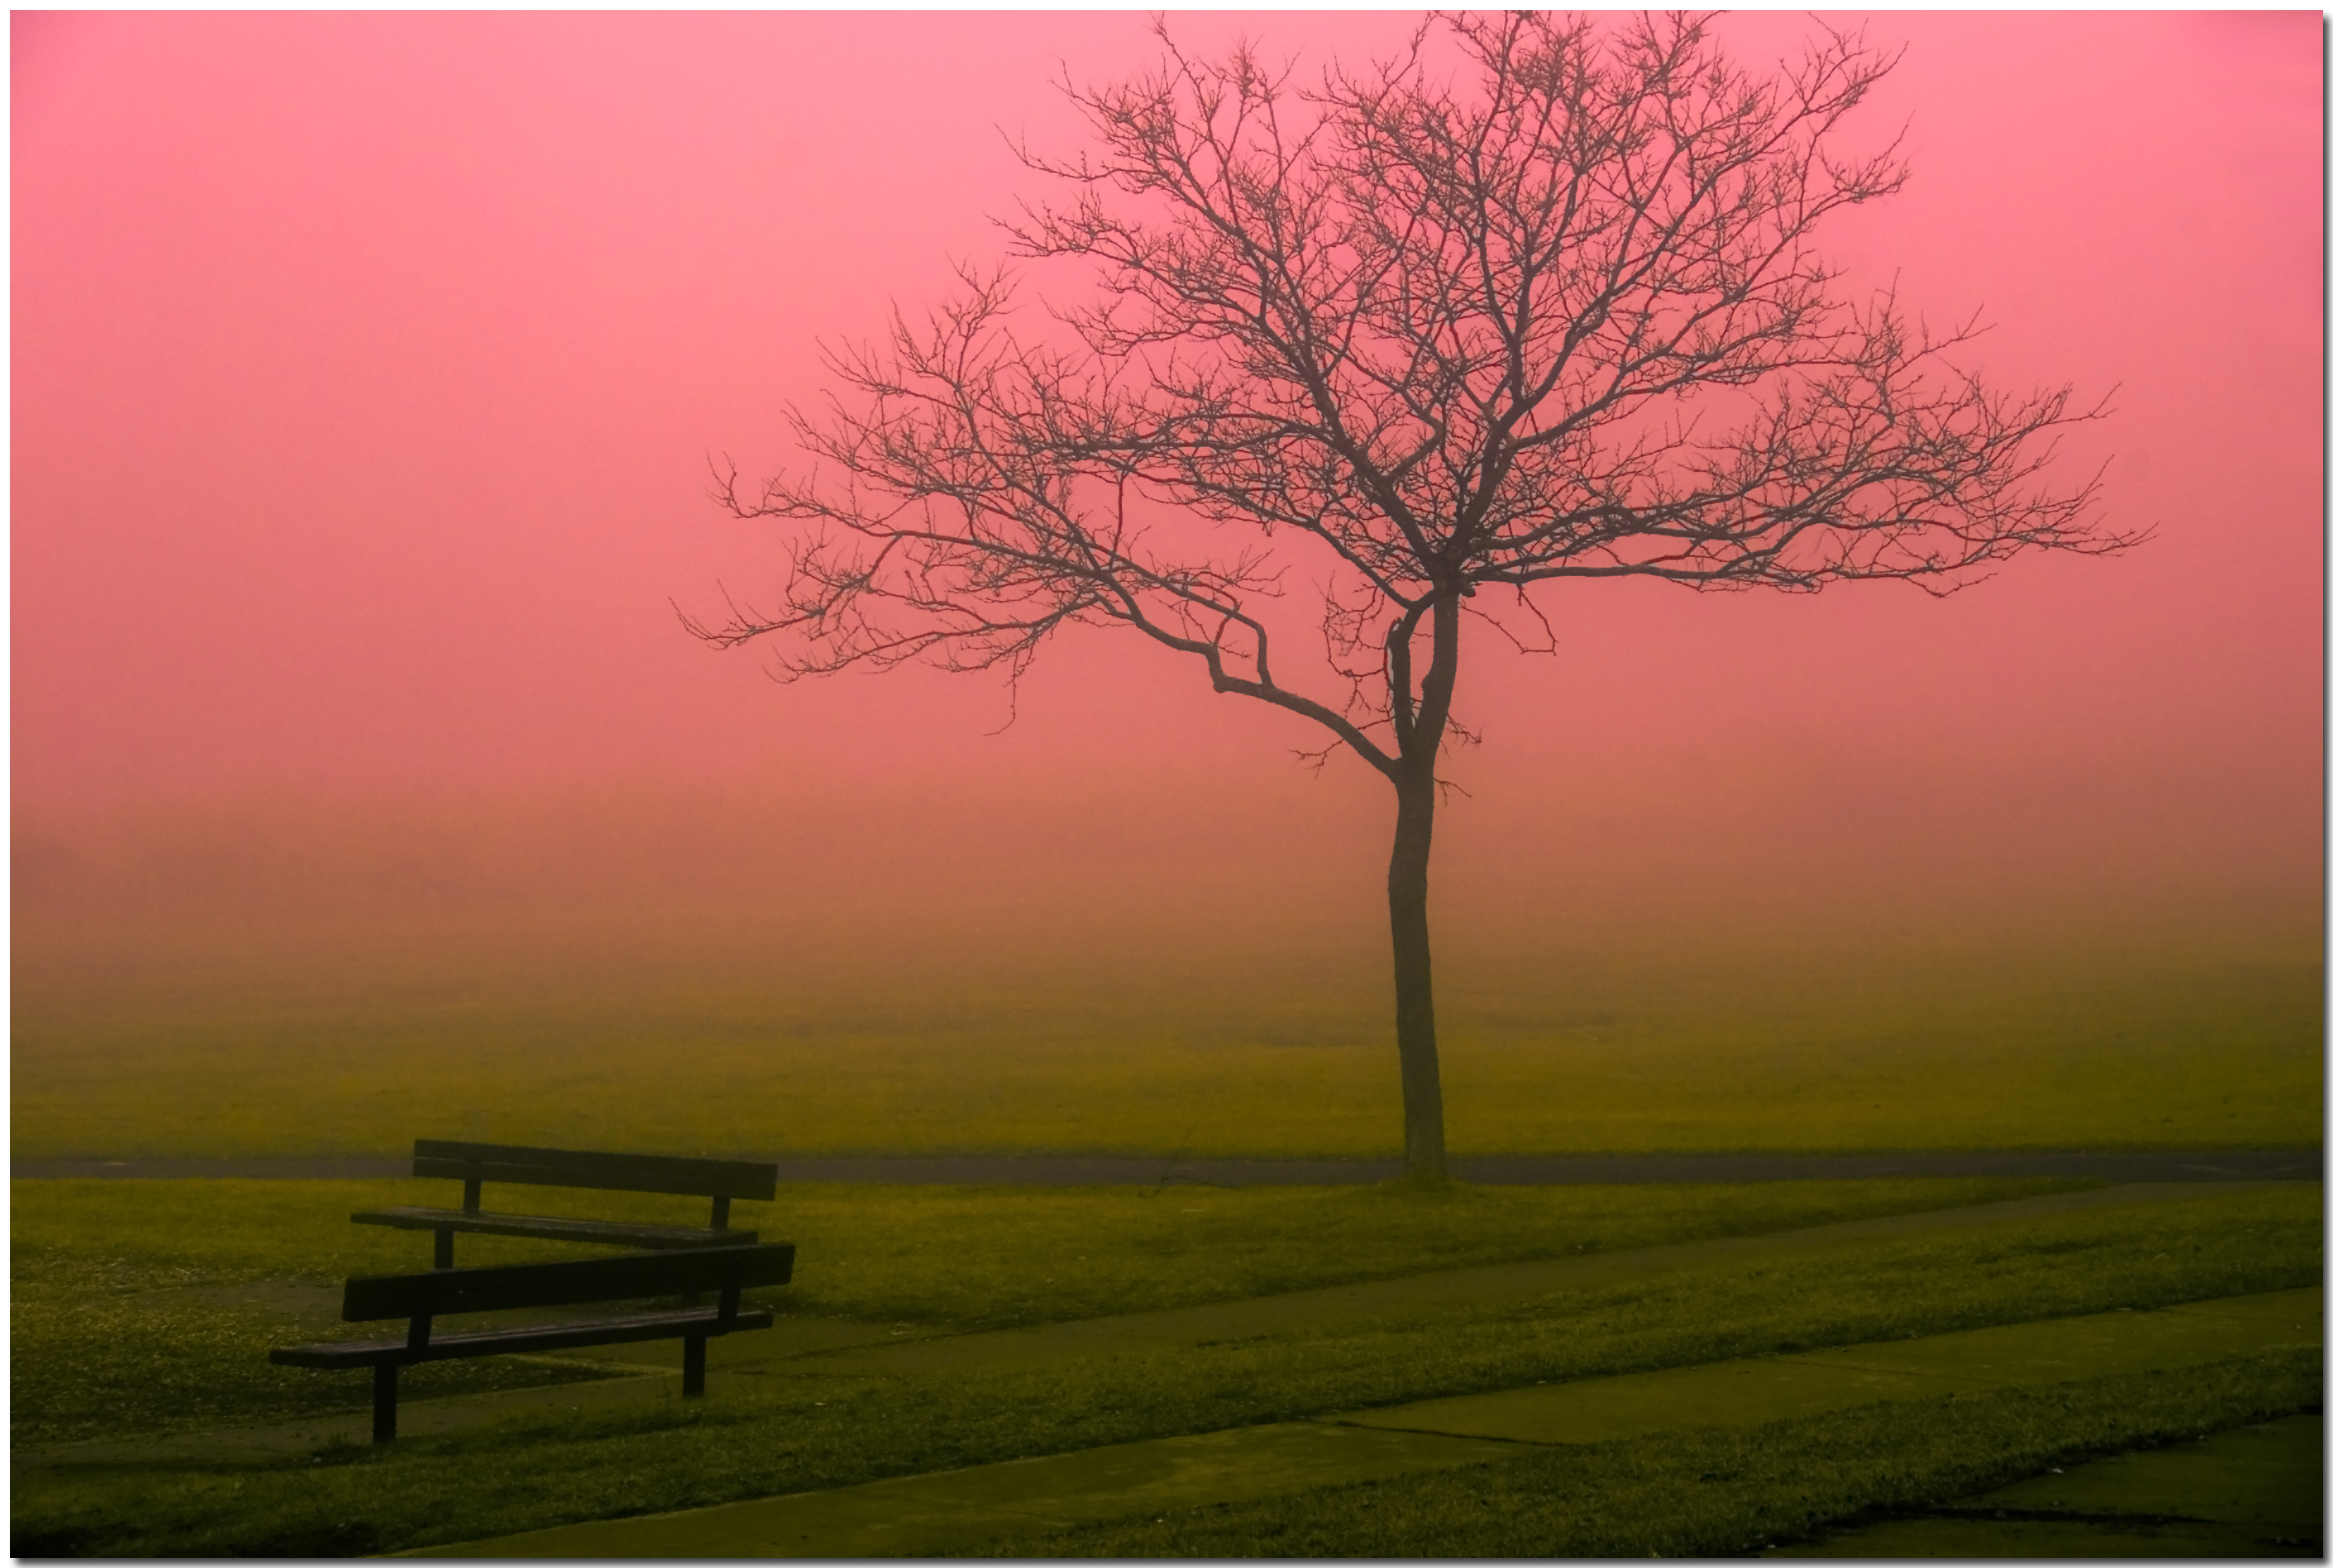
[689,13,2135,1179]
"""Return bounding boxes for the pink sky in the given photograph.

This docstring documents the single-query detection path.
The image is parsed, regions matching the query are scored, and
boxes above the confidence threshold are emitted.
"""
[13,12,2324,948]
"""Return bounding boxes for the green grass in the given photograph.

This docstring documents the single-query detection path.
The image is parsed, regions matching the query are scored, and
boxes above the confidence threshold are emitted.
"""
[8,1252,606,1450]
[12,1174,2080,1444]
[11,1182,2319,1556]
[12,923,2322,1158]
[1012,1352,2323,1558]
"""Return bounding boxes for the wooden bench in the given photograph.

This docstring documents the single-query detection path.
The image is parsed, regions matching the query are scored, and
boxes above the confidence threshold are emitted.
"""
[272,1243,795,1441]
[352,1140,778,1267]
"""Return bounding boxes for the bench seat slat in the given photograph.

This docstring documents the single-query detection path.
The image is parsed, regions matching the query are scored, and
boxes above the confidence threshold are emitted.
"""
[270,1306,775,1368]
[342,1243,794,1320]
[351,1206,757,1250]
[413,1140,776,1201]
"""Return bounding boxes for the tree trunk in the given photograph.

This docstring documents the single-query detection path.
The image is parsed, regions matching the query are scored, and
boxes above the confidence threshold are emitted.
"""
[1387,767,1447,1180]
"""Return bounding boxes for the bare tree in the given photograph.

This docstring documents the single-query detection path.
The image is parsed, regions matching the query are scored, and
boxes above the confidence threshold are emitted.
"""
[687,13,2137,1180]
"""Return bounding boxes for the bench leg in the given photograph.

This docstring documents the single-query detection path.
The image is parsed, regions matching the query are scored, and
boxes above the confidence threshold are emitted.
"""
[682,1335,707,1398]
[373,1363,399,1443]
[434,1228,453,1270]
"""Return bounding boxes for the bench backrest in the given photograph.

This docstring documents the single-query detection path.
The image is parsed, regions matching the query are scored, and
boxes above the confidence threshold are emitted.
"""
[413,1140,778,1203]
[343,1242,796,1321]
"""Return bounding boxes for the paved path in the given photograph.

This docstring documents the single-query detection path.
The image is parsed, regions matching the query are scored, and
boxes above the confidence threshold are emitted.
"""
[1772,1412,2323,1558]
[12,1148,2320,1183]
[411,1284,2323,1557]
[692,1181,2268,1381]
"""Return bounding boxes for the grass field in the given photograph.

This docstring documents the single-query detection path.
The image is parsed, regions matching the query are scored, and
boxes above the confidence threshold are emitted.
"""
[10,1179,2322,1555]
[13,901,2321,1554]
[12,918,2322,1158]
[13,1175,2082,1445]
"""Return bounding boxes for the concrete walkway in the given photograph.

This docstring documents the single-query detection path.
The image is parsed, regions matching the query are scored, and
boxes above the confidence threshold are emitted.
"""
[554,1181,2286,1383]
[14,1149,2322,1182]
[708,1180,2276,1381]
[412,1284,2322,1557]
[1773,1412,2323,1558]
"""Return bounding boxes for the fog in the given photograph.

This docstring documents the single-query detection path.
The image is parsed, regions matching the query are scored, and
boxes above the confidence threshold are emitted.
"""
[15,11,2321,1009]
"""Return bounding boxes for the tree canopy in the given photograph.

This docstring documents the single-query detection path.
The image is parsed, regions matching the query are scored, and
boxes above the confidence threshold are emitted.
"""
[692,13,2134,1176]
